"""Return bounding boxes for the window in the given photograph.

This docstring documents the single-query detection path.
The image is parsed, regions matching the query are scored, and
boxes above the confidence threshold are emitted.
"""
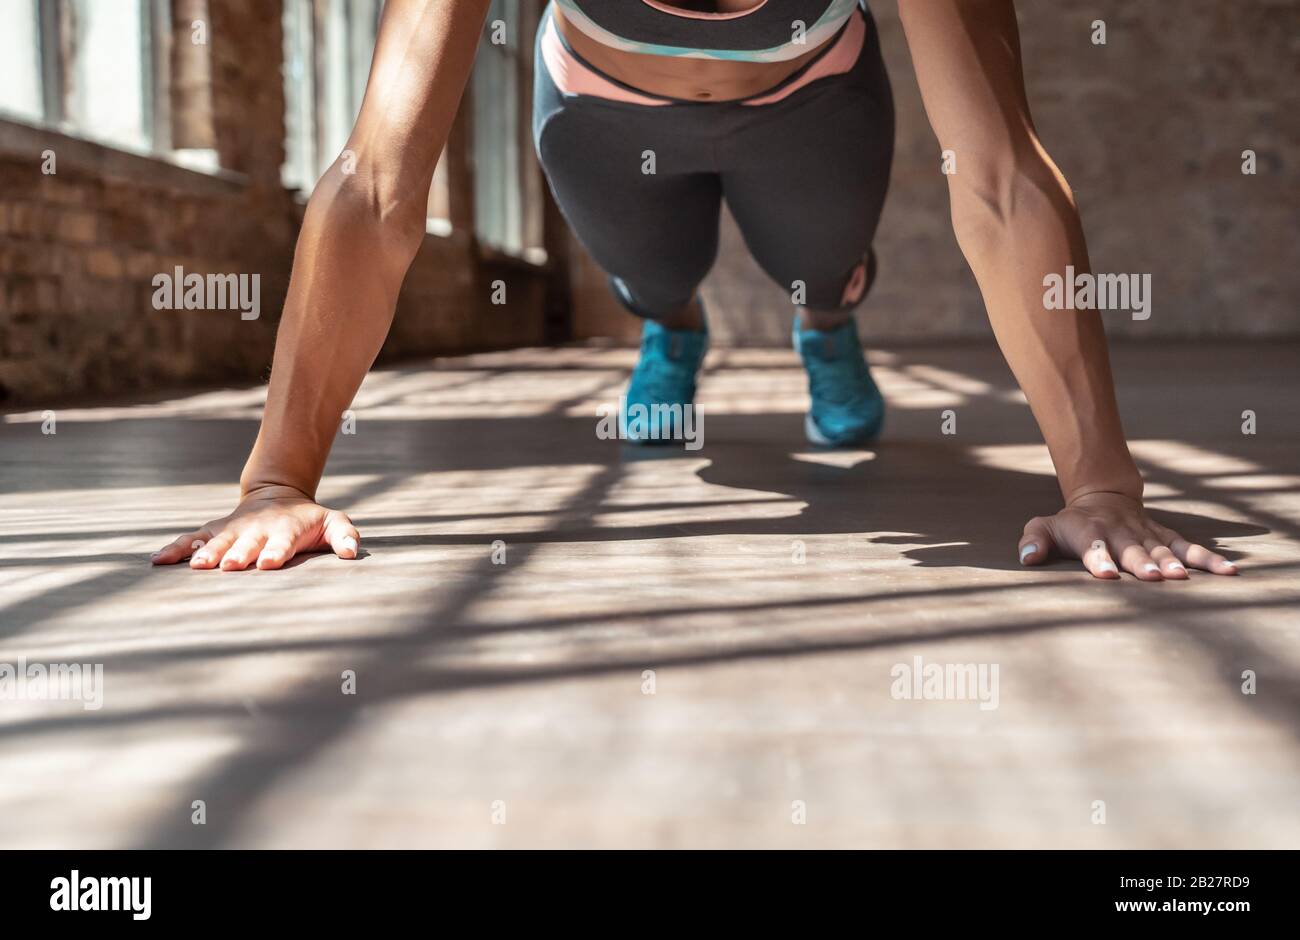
[279,0,545,248]
[0,0,170,153]
[0,0,43,122]
[283,0,454,232]
[282,0,383,189]
[65,0,153,149]
[281,0,319,189]
[472,0,544,260]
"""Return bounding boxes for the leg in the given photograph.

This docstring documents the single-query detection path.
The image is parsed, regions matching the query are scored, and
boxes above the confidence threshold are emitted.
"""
[534,55,720,443]
[533,65,721,323]
[799,251,879,330]
[719,40,893,320]
[719,13,895,444]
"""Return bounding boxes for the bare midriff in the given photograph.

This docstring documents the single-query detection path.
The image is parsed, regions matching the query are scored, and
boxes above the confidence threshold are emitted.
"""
[552,4,835,102]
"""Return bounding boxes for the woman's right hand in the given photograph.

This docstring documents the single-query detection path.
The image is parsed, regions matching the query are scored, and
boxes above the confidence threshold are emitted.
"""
[150,485,360,571]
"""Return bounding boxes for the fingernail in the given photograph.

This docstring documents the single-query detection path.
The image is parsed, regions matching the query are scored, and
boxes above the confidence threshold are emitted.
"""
[1168,562,1185,572]
[1019,544,1037,564]
[1143,563,1160,574]
[1221,560,1236,570]
[1098,562,1118,573]
[342,537,358,555]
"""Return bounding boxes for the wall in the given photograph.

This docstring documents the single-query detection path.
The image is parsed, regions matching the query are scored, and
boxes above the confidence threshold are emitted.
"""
[0,0,550,405]
[569,0,1300,344]
[2,1,1294,406]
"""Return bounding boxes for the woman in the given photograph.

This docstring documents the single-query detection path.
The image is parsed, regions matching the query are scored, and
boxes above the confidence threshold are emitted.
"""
[151,0,1238,582]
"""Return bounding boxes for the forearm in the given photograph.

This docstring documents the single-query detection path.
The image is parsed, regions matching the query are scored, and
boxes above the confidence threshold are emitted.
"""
[238,0,489,500]
[950,163,1143,503]
[240,176,424,499]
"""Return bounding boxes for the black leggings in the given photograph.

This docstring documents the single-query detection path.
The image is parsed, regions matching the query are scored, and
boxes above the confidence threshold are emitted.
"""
[532,4,894,319]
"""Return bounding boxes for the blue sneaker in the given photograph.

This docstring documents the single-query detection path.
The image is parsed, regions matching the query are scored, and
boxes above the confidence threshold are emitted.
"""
[623,319,708,445]
[794,315,884,446]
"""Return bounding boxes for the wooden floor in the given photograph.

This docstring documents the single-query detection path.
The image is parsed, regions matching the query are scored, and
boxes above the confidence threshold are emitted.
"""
[1,341,1297,848]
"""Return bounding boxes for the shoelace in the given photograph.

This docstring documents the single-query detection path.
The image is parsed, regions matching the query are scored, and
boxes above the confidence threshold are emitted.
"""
[805,338,870,407]
[635,336,699,401]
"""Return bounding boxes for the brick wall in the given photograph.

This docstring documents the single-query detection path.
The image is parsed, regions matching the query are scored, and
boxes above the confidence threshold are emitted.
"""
[0,0,549,406]
[0,145,290,401]
[568,0,1300,344]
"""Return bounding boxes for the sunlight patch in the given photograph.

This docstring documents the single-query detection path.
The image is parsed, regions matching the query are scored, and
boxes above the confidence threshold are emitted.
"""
[790,450,876,469]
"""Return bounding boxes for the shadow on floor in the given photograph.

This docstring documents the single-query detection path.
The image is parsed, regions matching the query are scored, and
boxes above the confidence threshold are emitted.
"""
[2,343,1297,847]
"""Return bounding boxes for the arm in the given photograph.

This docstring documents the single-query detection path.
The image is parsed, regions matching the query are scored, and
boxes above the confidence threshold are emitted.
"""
[153,0,491,571]
[898,0,1235,580]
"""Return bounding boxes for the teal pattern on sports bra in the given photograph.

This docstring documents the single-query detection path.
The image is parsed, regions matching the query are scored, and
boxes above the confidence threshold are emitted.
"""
[551,0,861,63]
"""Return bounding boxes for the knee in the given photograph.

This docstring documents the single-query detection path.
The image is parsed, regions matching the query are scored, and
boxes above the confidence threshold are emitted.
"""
[610,275,700,320]
[782,249,877,311]
[607,239,718,319]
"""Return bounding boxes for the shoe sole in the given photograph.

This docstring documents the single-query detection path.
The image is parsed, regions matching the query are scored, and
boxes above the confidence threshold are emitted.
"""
[804,411,834,446]
[804,410,883,447]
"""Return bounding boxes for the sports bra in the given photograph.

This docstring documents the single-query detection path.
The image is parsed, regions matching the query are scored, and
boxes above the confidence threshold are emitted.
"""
[550,0,862,63]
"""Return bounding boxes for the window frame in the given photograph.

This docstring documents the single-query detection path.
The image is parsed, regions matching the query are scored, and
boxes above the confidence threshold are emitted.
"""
[20,0,169,154]
[471,0,546,264]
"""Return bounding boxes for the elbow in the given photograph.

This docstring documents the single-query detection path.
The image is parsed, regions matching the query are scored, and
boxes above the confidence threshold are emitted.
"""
[303,162,429,263]
[947,155,1077,261]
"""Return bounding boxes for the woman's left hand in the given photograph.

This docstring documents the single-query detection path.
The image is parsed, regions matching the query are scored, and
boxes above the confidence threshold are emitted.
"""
[1018,491,1239,581]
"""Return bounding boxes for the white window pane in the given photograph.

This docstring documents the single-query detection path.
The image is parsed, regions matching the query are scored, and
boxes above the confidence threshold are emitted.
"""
[428,149,452,232]
[474,0,522,254]
[320,0,352,165]
[347,0,379,115]
[287,0,388,191]
[282,0,316,189]
[0,0,44,121]
[68,0,149,149]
